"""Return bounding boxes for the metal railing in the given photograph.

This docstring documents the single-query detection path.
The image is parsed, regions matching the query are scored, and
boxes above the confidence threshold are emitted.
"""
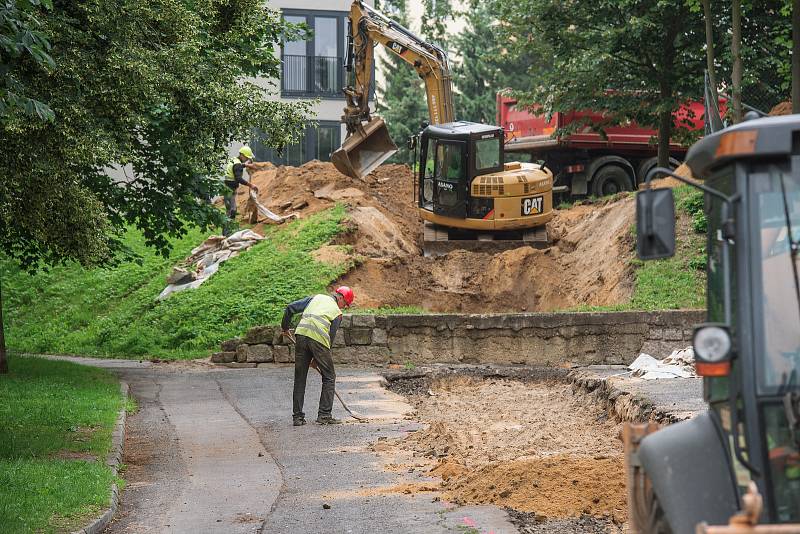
[281,55,343,96]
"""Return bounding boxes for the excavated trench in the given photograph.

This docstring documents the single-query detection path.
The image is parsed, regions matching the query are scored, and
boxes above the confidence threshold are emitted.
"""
[379,367,629,533]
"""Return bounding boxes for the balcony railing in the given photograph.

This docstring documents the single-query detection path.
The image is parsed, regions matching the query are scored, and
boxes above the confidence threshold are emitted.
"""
[282,55,343,97]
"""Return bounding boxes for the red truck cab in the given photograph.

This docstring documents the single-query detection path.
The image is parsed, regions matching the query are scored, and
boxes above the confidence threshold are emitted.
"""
[497,93,718,197]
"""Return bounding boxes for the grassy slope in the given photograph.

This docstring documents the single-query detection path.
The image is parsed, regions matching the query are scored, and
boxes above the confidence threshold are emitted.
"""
[3,205,350,359]
[0,356,122,533]
[629,185,707,310]
[4,193,707,359]
[569,186,707,312]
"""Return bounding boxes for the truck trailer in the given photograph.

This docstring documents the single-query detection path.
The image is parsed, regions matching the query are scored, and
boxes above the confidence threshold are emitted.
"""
[497,94,721,197]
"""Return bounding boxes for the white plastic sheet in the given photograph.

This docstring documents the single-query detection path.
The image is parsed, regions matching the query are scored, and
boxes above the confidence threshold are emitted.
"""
[629,347,697,379]
[157,229,264,300]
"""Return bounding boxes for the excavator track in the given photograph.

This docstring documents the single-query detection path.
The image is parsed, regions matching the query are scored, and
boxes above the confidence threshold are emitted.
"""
[422,222,550,257]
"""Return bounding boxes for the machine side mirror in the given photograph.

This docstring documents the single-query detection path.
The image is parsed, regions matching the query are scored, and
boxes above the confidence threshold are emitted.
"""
[636,188,676,260]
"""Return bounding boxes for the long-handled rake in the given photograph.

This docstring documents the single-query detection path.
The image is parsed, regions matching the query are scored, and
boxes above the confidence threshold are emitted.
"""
[284,331,368,422]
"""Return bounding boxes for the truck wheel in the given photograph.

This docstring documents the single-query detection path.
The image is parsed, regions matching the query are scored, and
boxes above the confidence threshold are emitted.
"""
[637,156,681,183]
[592,164,633,196]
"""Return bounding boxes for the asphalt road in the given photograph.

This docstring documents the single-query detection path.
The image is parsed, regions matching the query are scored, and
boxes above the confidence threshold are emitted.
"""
[75,359,519,534]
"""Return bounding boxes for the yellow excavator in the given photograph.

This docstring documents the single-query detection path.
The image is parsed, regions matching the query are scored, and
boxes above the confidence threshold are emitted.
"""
[331,1,554,256]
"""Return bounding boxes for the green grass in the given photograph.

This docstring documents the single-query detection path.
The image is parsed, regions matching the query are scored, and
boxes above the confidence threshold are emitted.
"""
[0,355,122,533]
[627,185,707,310]
[569,185,707,312]
[349,305,427,315]
[3,205,351,360]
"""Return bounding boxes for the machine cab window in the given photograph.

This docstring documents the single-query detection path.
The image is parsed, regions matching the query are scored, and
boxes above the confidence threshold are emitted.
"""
[475,137,500,171]
[436,142,464,182]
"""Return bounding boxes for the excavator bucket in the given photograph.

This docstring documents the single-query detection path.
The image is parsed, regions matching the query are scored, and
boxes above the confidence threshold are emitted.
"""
[332,117,397,180]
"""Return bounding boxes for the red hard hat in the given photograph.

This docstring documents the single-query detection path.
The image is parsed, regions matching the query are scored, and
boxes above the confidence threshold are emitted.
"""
[335,286,354,306]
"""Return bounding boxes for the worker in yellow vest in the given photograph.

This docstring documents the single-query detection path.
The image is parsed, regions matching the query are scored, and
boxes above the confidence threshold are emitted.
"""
[223,145,259,234]
[281,286,355,426]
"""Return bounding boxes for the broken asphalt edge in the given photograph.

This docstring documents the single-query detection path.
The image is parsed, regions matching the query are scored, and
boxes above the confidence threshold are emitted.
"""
[568,368,688,425]
[71,381,129,534]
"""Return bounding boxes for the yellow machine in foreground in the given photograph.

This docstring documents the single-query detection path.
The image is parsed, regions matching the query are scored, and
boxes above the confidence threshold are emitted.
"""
[331,1,554,255]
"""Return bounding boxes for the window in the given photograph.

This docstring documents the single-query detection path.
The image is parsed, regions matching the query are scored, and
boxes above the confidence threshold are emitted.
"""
[751,166,800,394]
[282,15,307,93]
[253,122,341,166]
[762,403,800,522]
[281,11,346,97]
[436,143,463,183]
[475,138,500,170]
[421,138,435,208]
[316,124,338,161]
[435,142,463,207]
[314,17,338,94]
[705,171,737,404]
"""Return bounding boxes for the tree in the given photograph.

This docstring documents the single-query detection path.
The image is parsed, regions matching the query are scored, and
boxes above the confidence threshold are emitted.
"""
[376,0,428,164]
[701,0,720,104]
[732,0,743,122]
[0,0,312,373]
[1,0,55,121]
[451,0,534,124]
[709,0,792,114]
[793,0,800,112]
[421,0,453,44]
[1,0,57,374]
[498,0,708,168]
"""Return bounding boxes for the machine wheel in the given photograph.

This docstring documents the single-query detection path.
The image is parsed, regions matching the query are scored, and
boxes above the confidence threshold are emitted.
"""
[591,164,633,197]
[637,156,681,183]
[644,489,673,534]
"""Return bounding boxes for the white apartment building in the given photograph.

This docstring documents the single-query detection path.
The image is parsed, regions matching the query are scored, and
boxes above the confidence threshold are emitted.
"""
[252,0,374,166]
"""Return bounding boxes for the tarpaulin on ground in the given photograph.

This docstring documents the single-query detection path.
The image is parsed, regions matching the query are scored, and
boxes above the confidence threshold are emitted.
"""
[629,347,697,379]
[157,229,264,300]
[244,191,299,224]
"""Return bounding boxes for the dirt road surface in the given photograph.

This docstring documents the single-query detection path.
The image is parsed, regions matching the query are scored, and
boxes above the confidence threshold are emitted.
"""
[45,357,706,533]
[65,358,520,534]
[382,372,628,532]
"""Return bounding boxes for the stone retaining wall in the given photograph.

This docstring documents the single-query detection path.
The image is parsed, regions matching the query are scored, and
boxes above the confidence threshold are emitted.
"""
[212,310,703,367]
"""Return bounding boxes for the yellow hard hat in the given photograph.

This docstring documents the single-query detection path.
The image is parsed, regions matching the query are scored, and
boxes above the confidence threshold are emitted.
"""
[239,145,254,159]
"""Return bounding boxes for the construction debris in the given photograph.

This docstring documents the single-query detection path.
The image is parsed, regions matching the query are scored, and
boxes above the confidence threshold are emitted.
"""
[628,347,696,379]
[157,229,264,300]
[244,190,299,225]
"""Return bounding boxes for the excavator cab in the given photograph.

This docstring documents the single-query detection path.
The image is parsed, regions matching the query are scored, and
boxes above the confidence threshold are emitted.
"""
[418,122,503,220]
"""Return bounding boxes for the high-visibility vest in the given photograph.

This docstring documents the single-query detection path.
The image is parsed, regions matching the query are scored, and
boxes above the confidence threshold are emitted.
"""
[225,158,239,179]
[295,294,342,349]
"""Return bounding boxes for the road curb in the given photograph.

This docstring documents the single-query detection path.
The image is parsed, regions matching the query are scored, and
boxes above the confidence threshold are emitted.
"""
[71,381,129,534]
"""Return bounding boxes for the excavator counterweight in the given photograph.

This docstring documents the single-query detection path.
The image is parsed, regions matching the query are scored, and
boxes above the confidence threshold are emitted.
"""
[331,117,397,180]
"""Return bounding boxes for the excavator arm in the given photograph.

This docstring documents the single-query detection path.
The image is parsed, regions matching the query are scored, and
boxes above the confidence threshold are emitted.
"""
[332,0,455,179]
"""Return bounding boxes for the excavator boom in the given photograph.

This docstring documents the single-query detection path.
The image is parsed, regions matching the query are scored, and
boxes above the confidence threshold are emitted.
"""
[332,0,455,180]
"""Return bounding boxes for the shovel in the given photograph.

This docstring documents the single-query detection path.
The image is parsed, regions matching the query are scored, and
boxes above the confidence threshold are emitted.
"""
[283,330,369,422]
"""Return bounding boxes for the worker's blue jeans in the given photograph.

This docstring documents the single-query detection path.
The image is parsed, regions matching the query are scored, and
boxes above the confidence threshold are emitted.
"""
[293,335,336,420]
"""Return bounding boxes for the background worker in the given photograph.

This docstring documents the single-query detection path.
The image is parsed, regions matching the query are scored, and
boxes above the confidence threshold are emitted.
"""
[281,286,355,426]
[223,145,259,233]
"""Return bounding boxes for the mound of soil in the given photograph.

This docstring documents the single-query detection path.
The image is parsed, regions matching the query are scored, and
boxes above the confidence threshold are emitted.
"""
[234,161,637,312]
[770,100,792,116]
[377,375,627,523]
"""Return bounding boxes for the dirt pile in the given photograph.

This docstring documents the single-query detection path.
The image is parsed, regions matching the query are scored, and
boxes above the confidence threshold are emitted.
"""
[770,100,792,116]
[380,375,627,524]
[340,194,636,312]
[233,160,637,312]
[234,161,419,256]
